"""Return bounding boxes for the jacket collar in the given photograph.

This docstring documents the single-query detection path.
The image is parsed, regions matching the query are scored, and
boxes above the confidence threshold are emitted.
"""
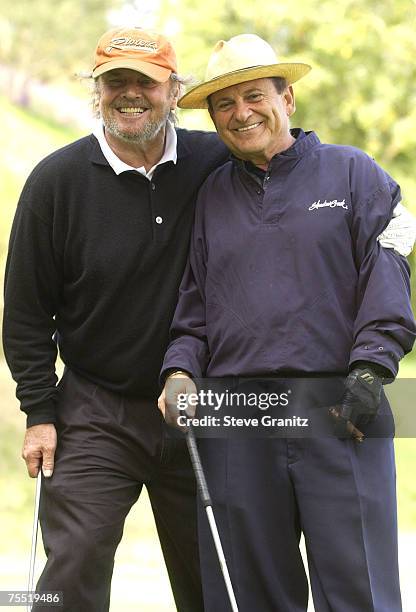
[232,128,320,172]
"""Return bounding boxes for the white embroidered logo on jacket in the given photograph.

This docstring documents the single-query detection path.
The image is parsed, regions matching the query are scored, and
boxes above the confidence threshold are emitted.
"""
[308,199,348,211]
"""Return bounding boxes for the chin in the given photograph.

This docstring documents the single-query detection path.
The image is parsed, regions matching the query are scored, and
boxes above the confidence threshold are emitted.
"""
[231,144,264,158]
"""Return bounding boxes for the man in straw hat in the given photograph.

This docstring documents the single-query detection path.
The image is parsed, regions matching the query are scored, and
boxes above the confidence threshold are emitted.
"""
[159,34,416,611]
[3,26,230,610]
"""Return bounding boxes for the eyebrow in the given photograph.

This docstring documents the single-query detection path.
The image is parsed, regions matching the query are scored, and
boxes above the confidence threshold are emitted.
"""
[213,95,234,104]
[214,88,263,103]
[103,74,125,82]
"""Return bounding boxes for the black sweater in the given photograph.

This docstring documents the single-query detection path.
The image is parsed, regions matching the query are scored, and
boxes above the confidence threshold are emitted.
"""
[3,129,228,426]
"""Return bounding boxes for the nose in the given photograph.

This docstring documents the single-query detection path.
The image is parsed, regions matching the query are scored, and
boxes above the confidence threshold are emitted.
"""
[233,99,252,124]
[123,80,145,99]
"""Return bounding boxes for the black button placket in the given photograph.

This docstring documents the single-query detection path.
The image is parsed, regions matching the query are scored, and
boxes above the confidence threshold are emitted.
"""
[149,179,166,242]
[254,183,264,214]
[239,165,265,216]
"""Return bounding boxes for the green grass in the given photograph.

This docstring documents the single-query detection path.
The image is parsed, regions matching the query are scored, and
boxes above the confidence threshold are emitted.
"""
[392,354,416,528]
[0,95,82,255]
[396,438,416,528]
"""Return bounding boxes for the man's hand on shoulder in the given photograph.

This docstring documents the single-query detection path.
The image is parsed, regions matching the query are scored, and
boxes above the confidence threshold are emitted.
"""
[158,371,197,431]
[22,424,57,478]
[377,202,416,257]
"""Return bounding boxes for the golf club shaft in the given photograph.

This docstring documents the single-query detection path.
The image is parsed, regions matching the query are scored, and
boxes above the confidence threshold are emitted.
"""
[205,506,239,612]
[186,426,239,612]
[27,472,42,612]
[185,424,211,507]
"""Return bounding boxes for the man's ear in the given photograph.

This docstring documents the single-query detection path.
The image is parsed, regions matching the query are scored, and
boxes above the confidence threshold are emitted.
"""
[93,77,102,117]
[169,79,181,110]
[170,86,179,110]
[284,85,296,117]
[208,100,216,126]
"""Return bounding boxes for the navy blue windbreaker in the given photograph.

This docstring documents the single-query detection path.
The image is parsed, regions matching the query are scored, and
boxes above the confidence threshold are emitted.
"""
[162,130,415,379]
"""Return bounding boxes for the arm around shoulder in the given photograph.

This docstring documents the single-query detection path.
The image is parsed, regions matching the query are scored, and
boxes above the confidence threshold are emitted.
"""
[349,174,416,376]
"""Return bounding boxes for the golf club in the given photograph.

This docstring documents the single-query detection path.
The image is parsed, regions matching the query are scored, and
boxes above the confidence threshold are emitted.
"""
[27,471,42,612]
[186,425,239,612]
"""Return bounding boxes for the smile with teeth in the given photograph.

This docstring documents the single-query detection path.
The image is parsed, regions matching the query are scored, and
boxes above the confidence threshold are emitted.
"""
[118,107,147,114]
[235,122,262,132]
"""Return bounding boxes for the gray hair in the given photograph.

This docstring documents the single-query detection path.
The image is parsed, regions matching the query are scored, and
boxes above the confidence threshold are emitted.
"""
[89,72,191,126]
[271,77,288,94]
[168,73,192,125]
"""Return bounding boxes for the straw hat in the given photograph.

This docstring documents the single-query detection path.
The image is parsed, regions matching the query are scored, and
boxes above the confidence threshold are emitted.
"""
[179,34,311,109]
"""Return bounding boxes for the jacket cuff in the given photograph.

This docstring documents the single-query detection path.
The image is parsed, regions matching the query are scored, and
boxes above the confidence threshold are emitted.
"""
[25,400,57,428]
[349,332,402,379]
[349,360,394,380]
[160,338,208,386]
[161,368,193,386]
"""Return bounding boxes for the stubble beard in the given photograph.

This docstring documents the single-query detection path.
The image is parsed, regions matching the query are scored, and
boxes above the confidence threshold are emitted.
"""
[103,110,169,145]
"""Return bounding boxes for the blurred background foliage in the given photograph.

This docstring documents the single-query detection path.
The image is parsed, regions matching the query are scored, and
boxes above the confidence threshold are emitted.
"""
[0,0,123,83]
[0,1,415,609]
[1,0,416,290]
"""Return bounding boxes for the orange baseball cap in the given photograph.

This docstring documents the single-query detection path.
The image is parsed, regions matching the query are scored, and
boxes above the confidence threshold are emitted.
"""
[92,27,177,82]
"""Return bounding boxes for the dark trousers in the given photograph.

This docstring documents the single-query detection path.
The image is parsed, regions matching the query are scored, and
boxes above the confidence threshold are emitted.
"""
[197,435,402,612]
[34,369,203,612]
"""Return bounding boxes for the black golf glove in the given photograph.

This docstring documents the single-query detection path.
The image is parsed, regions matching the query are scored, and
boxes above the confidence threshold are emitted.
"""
[334,364,384,438]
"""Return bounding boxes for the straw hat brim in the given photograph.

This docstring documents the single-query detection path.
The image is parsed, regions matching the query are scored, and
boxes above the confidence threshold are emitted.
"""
[178,63,311,109]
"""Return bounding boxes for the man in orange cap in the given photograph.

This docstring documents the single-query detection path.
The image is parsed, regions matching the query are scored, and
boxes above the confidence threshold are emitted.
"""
[3,26,228,610]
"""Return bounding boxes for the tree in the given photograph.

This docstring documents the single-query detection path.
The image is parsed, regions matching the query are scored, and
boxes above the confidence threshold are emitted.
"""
[159,0,416,291]
[0,0,122,104]
[161,0,416,174]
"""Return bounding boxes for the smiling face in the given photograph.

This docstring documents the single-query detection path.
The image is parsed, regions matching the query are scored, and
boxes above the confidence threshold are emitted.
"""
[209,78,295,167]
[97,68,178,145]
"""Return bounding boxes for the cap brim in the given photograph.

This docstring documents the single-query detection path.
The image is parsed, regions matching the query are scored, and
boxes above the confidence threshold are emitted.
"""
[178,63,311,109]
[92,59,172,82]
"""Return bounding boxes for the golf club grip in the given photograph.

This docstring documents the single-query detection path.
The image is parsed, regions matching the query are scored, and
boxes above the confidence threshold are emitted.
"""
[186,426,212,507]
